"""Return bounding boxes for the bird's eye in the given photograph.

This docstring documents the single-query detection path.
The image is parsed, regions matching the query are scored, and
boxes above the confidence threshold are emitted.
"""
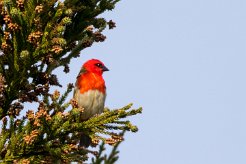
[95,63,103,68]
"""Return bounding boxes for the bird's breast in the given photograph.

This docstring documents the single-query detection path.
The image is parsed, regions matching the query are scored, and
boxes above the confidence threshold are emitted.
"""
[77,73,106,94]
[74,89,106,120]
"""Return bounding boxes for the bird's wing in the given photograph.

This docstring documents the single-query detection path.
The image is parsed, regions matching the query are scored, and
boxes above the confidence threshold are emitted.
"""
[75,68,87,87]
[74,68,86,97]
[76,68,87,79]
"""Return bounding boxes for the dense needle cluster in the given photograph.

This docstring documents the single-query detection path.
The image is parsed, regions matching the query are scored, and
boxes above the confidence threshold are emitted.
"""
[0,0,142,163]
[0,74,5,108]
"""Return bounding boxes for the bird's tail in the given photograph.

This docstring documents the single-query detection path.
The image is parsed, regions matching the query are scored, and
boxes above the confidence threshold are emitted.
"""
[80,133,91,147]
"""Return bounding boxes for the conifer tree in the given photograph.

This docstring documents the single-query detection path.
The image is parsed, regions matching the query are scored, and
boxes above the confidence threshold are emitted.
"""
[0,0,142,163]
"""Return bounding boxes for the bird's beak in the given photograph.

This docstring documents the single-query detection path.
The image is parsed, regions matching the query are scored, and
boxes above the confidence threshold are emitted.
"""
[102,65,109,72]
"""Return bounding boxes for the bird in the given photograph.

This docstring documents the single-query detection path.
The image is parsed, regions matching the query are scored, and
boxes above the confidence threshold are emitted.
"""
[73,59,109,147]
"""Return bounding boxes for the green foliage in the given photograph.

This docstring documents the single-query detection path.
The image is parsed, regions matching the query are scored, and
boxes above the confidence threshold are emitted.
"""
[0,0,142,163]
[92,139,122,164]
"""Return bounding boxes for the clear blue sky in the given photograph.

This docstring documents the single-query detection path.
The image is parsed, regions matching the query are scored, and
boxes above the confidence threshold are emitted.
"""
[58,0,246,163]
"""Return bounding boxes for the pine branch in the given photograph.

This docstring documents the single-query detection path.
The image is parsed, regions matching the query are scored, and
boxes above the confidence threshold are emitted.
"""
[92,132,124,164]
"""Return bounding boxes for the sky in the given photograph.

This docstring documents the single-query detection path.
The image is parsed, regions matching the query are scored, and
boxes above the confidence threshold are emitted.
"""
[56,0,246,164]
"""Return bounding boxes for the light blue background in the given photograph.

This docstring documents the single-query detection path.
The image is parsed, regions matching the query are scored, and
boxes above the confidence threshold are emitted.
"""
[59,0,246,163]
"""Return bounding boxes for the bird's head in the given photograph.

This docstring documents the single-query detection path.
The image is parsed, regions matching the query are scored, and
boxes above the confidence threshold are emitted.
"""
[82,59,109,75]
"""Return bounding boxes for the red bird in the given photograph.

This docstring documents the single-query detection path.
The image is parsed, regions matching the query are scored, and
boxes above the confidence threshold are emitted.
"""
[74,59,109,146]
[74,59,109,120]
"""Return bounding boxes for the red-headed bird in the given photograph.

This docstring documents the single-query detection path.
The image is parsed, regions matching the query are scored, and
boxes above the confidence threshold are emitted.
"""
[73,59,109,146]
